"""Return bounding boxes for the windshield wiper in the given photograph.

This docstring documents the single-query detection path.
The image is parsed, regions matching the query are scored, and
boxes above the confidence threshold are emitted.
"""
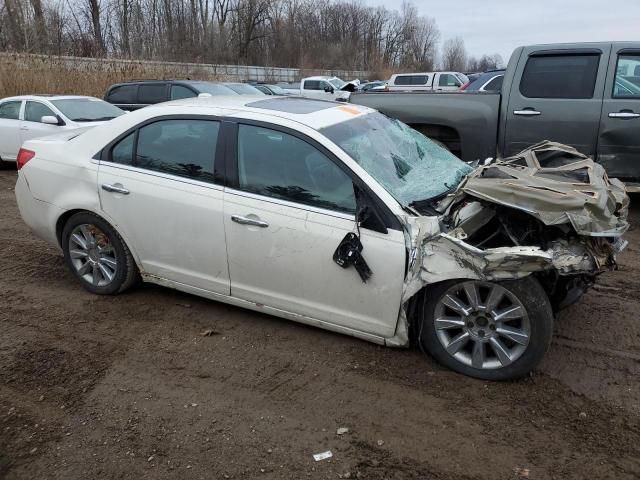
[74,116,115,122]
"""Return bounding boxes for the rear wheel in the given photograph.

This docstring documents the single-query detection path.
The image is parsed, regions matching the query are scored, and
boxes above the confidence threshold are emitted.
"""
[62,212,138,295]
[419,277,553,380]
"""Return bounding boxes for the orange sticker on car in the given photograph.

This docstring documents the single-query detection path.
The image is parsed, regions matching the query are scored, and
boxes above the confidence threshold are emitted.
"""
[336,105,362,115]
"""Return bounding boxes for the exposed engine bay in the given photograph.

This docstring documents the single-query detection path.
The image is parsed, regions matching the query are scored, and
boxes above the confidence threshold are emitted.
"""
[388,141,630,346]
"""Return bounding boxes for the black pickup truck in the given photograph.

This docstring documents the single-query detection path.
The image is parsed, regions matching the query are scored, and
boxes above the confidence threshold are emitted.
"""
[350,42,640,191]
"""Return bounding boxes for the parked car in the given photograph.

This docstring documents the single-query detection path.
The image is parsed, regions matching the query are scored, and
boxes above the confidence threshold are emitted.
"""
[14,95,628,380]
[281,76,356,101]
[222,83,266,95]
[359,81,386,92]
[104,80,238,110]
[387,72,469,92]
[0,95,124,164]
[252,84,289,96]
[350,42,640,190]
[460,69,505,92]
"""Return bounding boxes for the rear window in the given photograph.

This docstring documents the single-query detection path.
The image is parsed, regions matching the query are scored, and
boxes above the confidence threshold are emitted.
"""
[520,54,600,99]
[138,84,168,104]
[107,85,138,104]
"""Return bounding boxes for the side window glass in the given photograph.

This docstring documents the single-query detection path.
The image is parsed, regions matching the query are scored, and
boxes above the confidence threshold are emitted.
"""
[0,101,21,120]
[237,124,356,214]
[395,76,410,86]
[613,54,640,98]
[107,85,137,104]
[133,119,219,181]
[304,80,320,90]
[520,54,600,99]
[110,132,135,165]
[484,75,503,92]
[25,101,56,123]
[138,84,168,104]
[171,85,197,100]
[412,75,428,85]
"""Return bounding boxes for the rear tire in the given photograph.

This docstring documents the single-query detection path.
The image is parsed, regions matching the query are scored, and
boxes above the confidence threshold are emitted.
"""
[419,276,553,381]
[61,212,139,295]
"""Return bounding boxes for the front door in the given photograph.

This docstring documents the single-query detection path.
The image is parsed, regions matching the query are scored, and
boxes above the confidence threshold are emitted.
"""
[223,122,406,337]
[503,45,610,158]
[97,117,230,295]
[597,44,640,182]
[21,101,61,144]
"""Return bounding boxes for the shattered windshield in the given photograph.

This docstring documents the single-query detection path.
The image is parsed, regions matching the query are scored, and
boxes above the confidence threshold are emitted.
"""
[321,112,473,205]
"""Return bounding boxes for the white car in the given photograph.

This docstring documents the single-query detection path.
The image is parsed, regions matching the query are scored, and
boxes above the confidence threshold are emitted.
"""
[14,96,628,380]
[282,76,356,101]
[387,72,468,91]
[0,95,124,164]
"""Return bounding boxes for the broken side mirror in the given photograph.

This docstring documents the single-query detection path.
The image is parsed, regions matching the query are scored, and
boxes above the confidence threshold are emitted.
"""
[354,185,387,234]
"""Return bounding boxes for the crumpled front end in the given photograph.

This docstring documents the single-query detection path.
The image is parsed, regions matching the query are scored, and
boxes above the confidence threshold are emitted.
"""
[387,142,629,346]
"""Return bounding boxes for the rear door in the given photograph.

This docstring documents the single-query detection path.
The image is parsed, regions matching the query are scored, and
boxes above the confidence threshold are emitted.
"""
[0,100,23,160]
[138,83,169,106]
[105,84,139,110]
[597,44,640,182]
[222,121,406,338]
[98,117,230,294]
[503,45,610,157]
[20,101,61,145]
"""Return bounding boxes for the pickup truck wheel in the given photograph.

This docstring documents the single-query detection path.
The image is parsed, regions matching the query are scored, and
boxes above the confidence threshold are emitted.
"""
[62,212,139,295]
[419,277,553,380]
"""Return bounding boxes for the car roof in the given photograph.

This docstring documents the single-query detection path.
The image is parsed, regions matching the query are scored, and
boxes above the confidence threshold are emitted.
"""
[149,95,374,130]
[0,94,102,102]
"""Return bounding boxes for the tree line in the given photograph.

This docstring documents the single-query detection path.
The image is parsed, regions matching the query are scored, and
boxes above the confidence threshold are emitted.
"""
[0,0,503,75]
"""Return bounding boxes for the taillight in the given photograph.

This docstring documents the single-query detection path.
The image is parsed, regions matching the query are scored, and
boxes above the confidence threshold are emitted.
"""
[460,82,470,91]
[16,148,35,170]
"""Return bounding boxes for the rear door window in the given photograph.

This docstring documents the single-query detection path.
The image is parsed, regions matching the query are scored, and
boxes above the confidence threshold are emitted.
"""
[107,85,138,104]
[25,101,56,123]
[613,54,640,98]
[304,80,321,90]
[109,119,219,183]
[138,84,168,104]
[520,54,600,99]
[0,101,22,120]
[483,75,504,91]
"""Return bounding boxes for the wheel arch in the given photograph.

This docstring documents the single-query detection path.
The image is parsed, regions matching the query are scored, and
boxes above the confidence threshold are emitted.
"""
[56,208,142,270]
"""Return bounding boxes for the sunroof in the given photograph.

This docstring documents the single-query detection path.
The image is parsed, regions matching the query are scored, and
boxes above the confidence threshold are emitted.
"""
[246,97,338,114]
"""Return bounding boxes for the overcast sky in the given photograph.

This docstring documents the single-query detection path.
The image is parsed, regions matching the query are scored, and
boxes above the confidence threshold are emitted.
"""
[365,0,639,65]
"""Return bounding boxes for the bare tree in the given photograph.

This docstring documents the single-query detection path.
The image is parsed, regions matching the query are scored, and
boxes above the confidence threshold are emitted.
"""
[441,36,466,71]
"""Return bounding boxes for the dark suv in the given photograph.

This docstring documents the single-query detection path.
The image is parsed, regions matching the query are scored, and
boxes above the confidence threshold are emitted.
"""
[104,80,238,110]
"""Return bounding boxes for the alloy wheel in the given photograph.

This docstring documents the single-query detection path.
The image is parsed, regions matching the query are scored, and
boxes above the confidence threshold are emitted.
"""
[68,224,118,287]
[433,280,531,370]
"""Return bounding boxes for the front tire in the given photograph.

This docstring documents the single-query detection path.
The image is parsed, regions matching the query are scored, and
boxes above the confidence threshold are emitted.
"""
[419,277,553,380]
[61,212,138,295]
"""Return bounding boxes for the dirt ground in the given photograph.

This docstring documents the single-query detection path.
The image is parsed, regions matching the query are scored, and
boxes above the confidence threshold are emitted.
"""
[0,167,639,480]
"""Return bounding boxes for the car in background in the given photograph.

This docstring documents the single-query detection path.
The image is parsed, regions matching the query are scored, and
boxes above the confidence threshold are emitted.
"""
[387,72,468,92]
[104,80,238,110]
[0,95,124,164]
[222,83,266,95]
[281,76,356,101]
[252,84,289,96]
[359,81,386,92]
[460,69,505,92]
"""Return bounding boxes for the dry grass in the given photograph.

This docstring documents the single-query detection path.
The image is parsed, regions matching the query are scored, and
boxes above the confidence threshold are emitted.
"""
[0,53,225,98]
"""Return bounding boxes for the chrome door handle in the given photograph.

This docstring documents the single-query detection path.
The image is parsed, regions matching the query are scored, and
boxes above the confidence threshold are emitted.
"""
[609,112,640,119]
[513,109,541,116]
[101,183,130,195]
[231,214,269,228]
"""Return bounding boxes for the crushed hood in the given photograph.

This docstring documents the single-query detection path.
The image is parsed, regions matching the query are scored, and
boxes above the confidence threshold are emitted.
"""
[459,141,629,236]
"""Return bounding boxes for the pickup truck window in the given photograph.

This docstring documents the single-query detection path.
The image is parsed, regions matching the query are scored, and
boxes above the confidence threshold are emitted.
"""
[304,80,321,90]
[321,112,472,205]
[614,54,640,98]
[520,54,599,99]
[439,74,461,87]
[395,75,429,86]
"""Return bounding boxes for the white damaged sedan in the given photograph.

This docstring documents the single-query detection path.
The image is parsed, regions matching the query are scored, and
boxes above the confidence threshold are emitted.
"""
[15,96,629,380]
